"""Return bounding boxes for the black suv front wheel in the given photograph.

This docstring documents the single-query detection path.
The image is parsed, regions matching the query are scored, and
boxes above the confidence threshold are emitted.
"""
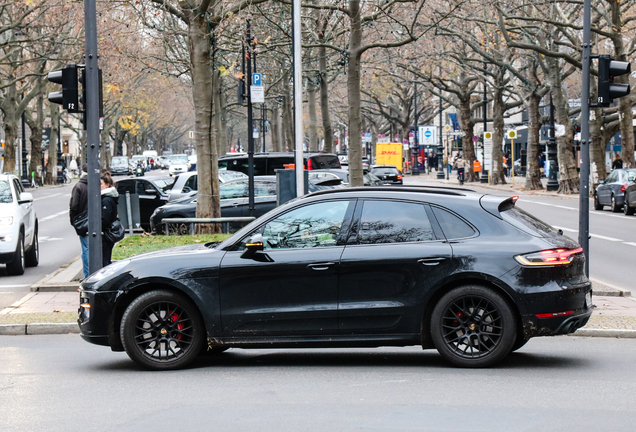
[431,285,517,368]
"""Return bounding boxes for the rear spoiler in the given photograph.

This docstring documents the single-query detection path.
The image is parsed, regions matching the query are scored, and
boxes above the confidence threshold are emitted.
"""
[479,195,519,219]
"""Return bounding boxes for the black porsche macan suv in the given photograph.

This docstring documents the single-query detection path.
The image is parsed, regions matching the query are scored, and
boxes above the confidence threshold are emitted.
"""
[78,186,592,370]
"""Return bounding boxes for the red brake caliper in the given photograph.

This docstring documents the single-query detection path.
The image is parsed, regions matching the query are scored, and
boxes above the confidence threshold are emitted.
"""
[170,311,184,340]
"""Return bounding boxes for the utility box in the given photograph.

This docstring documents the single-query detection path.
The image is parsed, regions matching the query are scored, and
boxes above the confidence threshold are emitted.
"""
[375,142,403,169]
[276,169,309,206]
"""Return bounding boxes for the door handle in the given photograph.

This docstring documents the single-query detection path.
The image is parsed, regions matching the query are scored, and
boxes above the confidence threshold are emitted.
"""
[418,257,446,266]
[308,262,335,271]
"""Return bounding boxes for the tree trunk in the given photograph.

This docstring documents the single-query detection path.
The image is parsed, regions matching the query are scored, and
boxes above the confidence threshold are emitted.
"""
[524,92,543,190]
[271,104,281,152]
[308,78,318,152]
[26,91,44,185]
[318,42,333,153]
[212,70,225,158]
[2,85,19,175]
[347,0,363,186]
[458,95,477,182]
[490,70,506,185]
[188,11,220,233]
[219,81,229,154]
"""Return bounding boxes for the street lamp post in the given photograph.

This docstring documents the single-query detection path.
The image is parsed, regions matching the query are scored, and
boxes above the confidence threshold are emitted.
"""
[437,90,444,179]
[546,93,559,191]
[21,97,29,186]
[481,75,489,183]
[412,82,419,176]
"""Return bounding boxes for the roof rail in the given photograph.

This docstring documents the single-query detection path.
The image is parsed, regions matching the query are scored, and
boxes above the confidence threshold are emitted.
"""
[308,186,475,197]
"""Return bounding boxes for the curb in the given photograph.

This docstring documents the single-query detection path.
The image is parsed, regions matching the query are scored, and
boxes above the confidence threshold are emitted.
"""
[0,323,79,335]
[31,257,82,292]
[571,328,636,338]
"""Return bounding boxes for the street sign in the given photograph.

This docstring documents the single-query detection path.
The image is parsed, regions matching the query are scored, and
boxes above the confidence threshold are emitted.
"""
[253,128,259,138]
[252,73,262,86]
[419,126,436,145]
[251,85,264,103]
[472,136,479,142]
[555,124,566,137]
[507,130,517,139]
[444,124,451,131]
[484,131,493,141]
[189,131,195,139]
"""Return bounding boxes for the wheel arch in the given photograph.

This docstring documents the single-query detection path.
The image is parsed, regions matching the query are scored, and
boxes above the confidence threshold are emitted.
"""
[420,276,523,349]
[108,279,207,352]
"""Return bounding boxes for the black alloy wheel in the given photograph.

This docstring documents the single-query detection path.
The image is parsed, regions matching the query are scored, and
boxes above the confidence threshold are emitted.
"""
[431,286,516,367]
[593,195,603,211]
[121,290,204,370]
[611,195,621,213]
[624,197,635,216]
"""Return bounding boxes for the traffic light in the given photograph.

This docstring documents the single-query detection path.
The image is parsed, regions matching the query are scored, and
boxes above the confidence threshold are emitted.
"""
[597,55,631,107]
[47,65,80,112]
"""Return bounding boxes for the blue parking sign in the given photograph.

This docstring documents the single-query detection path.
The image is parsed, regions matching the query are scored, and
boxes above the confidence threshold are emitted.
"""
[252,73,262,86]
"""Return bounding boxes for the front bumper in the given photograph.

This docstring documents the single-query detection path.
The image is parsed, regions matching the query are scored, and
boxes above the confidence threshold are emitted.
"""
[78,289,119,349]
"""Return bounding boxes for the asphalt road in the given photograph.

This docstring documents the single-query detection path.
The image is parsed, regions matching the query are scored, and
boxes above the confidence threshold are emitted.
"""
[405,177,636,292]
[0,335,634,432]
[0,183,78,310]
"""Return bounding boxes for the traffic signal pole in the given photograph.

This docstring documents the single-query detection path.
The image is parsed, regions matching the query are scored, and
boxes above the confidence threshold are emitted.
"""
[579,0,592,277]
[84,0,103,273]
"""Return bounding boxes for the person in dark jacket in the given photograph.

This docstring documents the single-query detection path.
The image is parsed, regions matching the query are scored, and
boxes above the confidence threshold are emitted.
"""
[100,173,119,267]
[612,154,624,170]
[69,164,89,277]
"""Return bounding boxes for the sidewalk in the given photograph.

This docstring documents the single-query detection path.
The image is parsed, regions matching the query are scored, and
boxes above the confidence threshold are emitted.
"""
[1,262,634,336]
[403,170,582,200]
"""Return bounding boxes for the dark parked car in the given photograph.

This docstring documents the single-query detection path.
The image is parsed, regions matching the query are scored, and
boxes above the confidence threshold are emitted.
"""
[218,152,341,176]
[370,165,403,185]
[115,177,174,230]
[79,186,592,370]
[621,173,636,215]
[594,168,636,212]
[150,178,278,234]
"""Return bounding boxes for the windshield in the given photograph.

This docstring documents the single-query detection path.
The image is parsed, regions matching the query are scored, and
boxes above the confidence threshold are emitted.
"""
[153,178,175,192]
[0,181,13,203]
[171,157,188,164]
[111,157,127,166]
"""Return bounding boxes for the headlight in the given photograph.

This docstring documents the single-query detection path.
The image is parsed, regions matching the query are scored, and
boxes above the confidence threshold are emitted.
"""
[85,260,130,283]
[0,216,13,225]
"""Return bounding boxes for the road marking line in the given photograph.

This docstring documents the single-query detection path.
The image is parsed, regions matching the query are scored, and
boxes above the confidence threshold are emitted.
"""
[33,193,64,201]
[40,210,68,222]
[521,200,634,220]
[40,237,63,242]
[623,242,636,247]
[552,226,623,242]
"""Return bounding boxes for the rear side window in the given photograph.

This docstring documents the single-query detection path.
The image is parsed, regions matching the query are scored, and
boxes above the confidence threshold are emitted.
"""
[357,200,434,244]
[267,157,293,174]
[255,181,277,197]
[184,175,198,192]
[219,157,267,176]
[309,155,340,169]
[501,206,559,237]
[116,180,135,195]
[431,207,476,239]
[220,181,248,199]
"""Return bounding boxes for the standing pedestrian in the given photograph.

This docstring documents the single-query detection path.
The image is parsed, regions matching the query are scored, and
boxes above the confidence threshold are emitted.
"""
[100,173,119,267]
[69,164,89,278]
[612,154,623,170]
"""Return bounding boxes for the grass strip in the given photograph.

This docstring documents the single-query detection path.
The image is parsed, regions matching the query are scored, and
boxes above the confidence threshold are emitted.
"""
[112,234,231,260]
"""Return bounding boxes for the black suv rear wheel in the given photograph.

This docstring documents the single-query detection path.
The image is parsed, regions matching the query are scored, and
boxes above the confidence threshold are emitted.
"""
[431,285,516,367]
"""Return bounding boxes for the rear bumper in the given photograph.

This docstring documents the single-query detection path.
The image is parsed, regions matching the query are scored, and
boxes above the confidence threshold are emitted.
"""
[521,309,593,338]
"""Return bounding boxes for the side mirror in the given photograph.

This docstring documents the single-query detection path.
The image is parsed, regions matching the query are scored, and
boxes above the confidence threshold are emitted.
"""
[145,188,158,195]
[599,180,605,185]
[18,192,33,204]
[182,186,192,193]
[241,234,264,258]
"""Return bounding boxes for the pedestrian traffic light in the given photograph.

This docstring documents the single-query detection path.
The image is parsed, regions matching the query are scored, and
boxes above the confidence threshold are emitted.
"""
[597,55,631,107]
[47,65,80,112]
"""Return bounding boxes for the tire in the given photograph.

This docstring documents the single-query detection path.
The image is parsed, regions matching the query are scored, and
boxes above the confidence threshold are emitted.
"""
[593,195,603,211]
[25,228,39,267]
[6,233,25,276]
[120,289,205,370]
[511,337,529,352]
[624,198,635,216]
[430,285,517,368]
[611,195,620,213]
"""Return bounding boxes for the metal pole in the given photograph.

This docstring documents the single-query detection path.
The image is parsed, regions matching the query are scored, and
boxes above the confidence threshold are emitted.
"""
[437,89,444,179]
[481,72,489,183]
[262,104,266,152]
[579,0,592,276]
[246,22,255,215]
[292,0,304,197]
[412,82,419,175]
[84,0,102,273]
[546,93,559,191]
[21,95,28,183]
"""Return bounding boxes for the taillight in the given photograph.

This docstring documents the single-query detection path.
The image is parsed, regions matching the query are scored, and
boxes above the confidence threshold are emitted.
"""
[515,247,583,266]
[621,183,628,193]
[397,175,403,180]
[307,159,313,170]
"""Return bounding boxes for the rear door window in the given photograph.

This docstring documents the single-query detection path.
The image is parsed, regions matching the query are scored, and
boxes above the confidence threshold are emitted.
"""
[116,180,135,195]
[255,181,277,197]
[267,157,293,174]
[357,200,434,244]
[184,175,198,192]
[220,181,248,199]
